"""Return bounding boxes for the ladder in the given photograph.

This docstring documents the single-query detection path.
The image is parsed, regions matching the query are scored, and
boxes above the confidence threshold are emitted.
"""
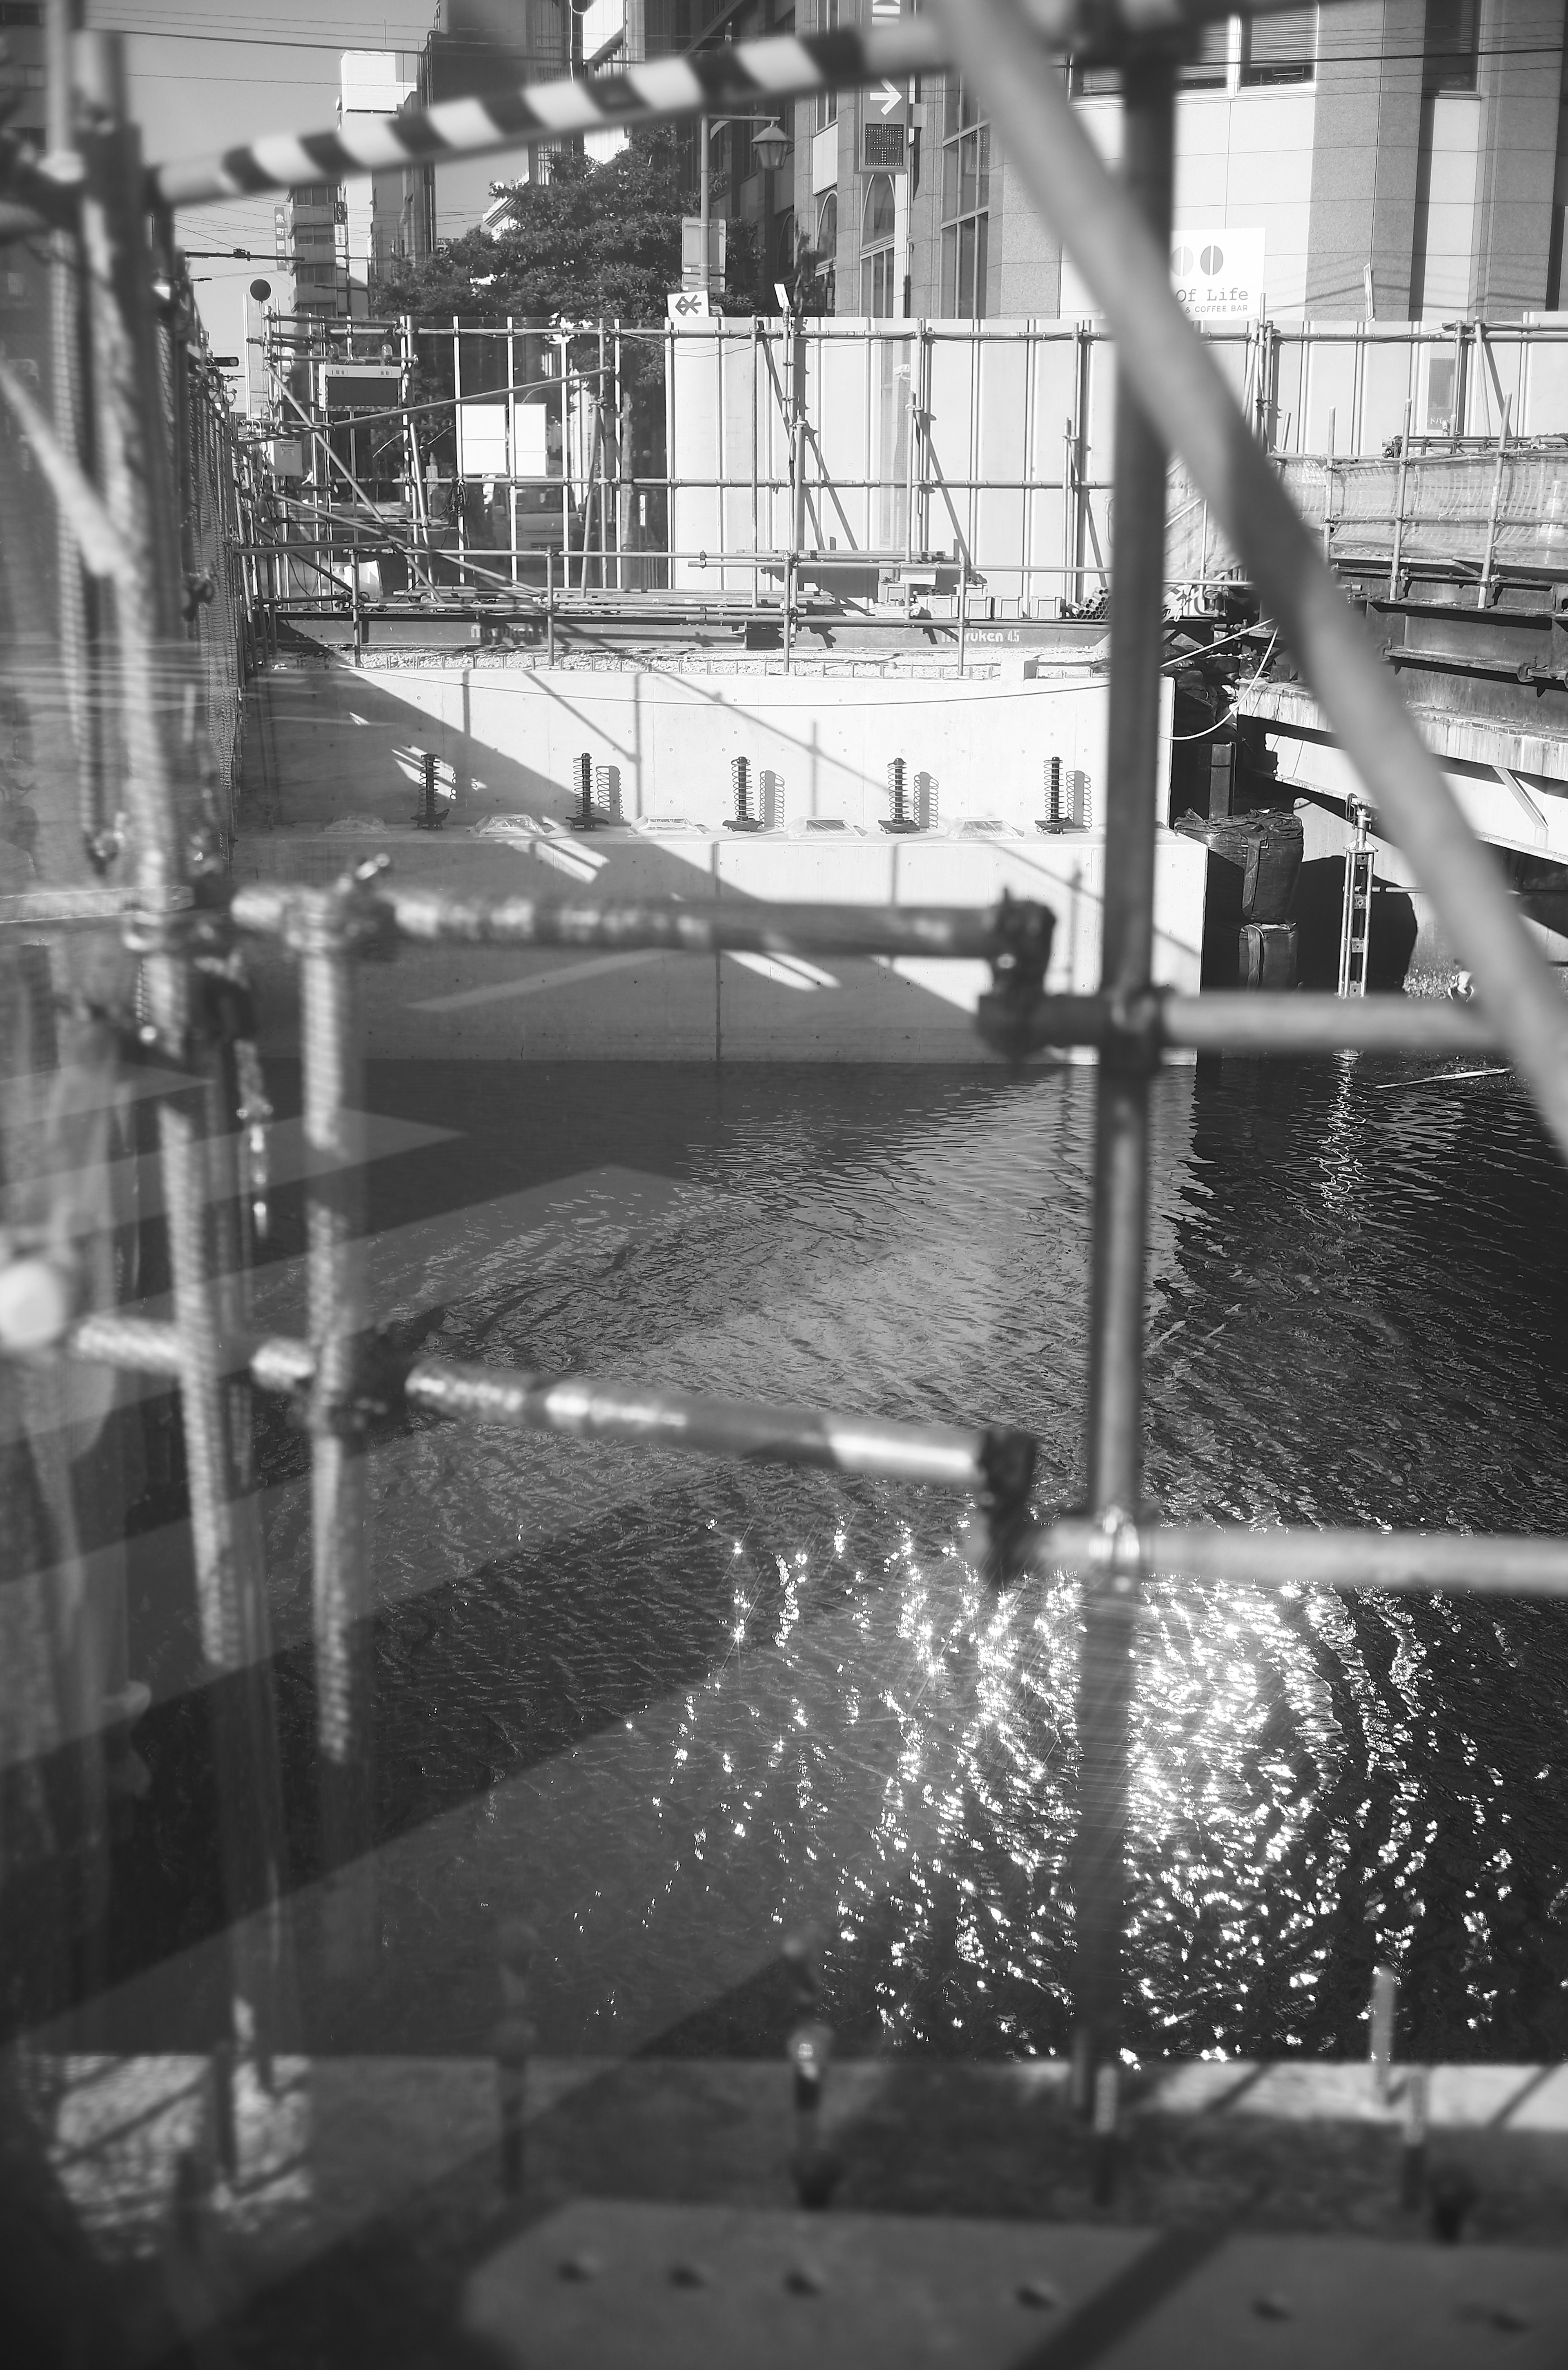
[1337,804,1376,997]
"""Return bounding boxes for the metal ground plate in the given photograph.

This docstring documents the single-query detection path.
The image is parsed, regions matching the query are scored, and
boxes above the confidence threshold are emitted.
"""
[464,2201,1151,2368]
[465,2202,1568,2369]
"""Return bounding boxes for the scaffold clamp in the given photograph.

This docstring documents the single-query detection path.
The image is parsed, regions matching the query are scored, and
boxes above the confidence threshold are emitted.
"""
[976,1424,1038,1588]
[973,892,1056,1064]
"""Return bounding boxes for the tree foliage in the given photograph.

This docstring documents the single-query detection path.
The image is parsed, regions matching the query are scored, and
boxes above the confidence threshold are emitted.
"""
[378,127,769,339]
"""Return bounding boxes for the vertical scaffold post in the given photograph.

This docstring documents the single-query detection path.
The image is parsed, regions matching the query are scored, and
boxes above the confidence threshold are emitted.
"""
[298,868,379,1987]
[47,0,102,868]
[1388,398,1412,600]
[79,27,293,2053]
[1069,47,1176,2176]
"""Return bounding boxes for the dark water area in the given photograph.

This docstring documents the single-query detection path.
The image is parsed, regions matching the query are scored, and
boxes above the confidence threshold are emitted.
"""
[125,1056,1568,2069]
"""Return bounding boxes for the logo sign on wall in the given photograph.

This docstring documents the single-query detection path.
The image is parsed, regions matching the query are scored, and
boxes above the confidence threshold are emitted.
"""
[1171,229,1265,323]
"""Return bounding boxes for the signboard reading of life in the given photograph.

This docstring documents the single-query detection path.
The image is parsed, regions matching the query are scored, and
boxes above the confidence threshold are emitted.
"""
[1171,229,1264,323]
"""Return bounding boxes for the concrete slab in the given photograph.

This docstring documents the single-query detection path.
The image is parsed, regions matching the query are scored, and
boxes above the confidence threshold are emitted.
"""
[464,2198,1156,2370]
[1102,2233,1568,2367]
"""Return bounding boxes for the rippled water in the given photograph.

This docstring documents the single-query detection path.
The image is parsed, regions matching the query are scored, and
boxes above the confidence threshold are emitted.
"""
[258,1057,1568,2066]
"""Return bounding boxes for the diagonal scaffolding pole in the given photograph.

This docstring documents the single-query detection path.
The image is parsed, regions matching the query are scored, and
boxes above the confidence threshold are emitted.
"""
[932,0,1568,1168]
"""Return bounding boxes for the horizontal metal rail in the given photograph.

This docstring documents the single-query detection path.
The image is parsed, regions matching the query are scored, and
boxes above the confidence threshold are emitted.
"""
[1034,1520,1568,1596]
[67,1316,995,1491]
[228,884,1015,964]
[63,1317,1568,1596]
[152,2,1323,210]
[1004,991,1500,1058]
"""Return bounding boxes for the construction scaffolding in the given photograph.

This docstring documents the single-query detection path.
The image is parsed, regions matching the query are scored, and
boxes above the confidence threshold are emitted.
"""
[245,310,1568,631]
[5,0,1568,2268]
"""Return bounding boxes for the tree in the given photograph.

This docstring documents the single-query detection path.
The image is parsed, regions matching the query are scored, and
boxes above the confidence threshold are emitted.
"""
[378,126,768,345]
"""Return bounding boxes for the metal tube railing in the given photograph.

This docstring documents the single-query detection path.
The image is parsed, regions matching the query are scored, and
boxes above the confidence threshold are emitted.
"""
[230,884,1018,964]
[64,1315,1009,1493]
[60,1317,1568,1599]
[1031,1521,1568,1596]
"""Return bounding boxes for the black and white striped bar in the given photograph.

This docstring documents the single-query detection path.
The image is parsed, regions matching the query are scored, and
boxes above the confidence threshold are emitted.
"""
[151,0,1332,212]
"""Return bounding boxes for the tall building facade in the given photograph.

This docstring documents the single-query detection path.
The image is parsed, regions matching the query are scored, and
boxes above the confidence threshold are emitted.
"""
[285,182,347,319]
[339,50,430,314]
[0,0,45,142]
[780,0,1568,324]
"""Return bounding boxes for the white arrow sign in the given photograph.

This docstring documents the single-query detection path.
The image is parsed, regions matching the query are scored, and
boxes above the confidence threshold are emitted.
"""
[875,79,901,116]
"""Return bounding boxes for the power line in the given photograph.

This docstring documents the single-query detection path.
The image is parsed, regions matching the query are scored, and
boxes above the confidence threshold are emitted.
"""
[98,20,428,53]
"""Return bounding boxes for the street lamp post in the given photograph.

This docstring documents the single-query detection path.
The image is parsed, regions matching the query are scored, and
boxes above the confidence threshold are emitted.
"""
[697,114,789,298]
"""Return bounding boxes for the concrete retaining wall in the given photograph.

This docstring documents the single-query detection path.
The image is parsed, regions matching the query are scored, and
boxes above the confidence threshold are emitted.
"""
[235,820,1206,1064]
[237,658,1202,1060]
[254,657,1153,839]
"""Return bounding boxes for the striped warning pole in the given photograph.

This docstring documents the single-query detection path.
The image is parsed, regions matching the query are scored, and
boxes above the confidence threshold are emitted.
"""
[146,0,1310,211]
[151,26,940,209]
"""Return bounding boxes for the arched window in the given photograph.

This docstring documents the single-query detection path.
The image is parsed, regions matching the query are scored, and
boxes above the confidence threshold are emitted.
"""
[860,172,897,317]
[862,171,896,247]
[815,191,838,312]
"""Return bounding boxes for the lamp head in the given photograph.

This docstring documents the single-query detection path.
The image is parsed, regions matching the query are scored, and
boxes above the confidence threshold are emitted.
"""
[751,120,789,173]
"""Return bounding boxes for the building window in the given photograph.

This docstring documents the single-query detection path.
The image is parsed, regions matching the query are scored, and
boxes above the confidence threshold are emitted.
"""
[1180,17,1231,89]
[1424,0,1478,92]
[1239,5,1316,86]
[1076,13,1312,95]
[815,189,838,310]
[860,172,897,315]
[817,0,838,128]
[940,84,989,318]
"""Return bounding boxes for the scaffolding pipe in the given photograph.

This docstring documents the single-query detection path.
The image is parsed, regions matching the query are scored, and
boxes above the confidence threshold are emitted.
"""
[1065,47,1172,2139]
[230,884,1015,962]
[294,878,377,1983]
[1031,1521,1568,1596]
[981,990,1500,1058]
[62,1317,1001,1490]
[931,0,1568,1167]
[56,1316,1568,1599]
[79,27,292,2053]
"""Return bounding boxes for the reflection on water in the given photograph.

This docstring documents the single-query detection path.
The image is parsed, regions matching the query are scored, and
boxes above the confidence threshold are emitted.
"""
[256,1058,1568,2065]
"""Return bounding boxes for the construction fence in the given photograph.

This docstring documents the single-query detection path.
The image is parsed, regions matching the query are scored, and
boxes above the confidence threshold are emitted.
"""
[256,310,1568,618]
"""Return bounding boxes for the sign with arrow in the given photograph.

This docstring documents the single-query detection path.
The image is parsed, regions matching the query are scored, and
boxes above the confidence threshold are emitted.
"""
[861,2,909,172]
[666,290,712,322]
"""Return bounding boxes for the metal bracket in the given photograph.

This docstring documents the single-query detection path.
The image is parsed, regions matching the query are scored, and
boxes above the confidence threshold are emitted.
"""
[1102,985,1167,1074]
[280,855,399,962]
[1083,1503,1147,1600]
[973,892,1056,1063]
[975,1423,1038,1587]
